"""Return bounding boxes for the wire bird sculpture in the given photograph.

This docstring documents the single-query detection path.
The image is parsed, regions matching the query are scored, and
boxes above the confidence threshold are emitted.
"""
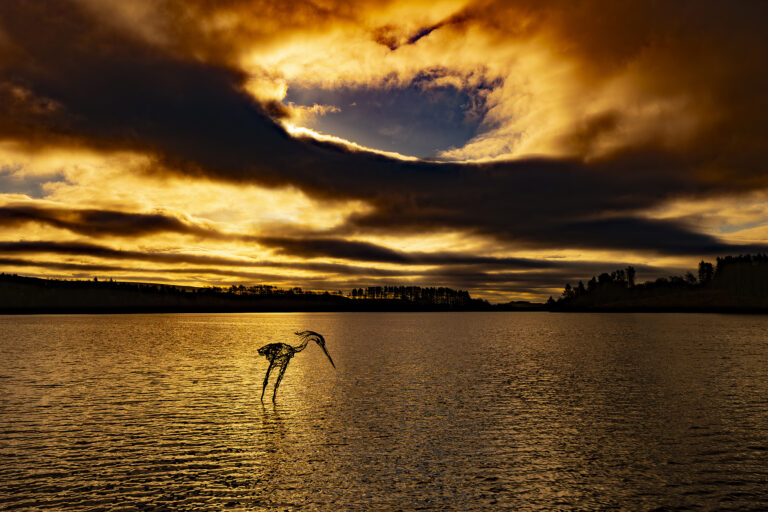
[257,330,335,402]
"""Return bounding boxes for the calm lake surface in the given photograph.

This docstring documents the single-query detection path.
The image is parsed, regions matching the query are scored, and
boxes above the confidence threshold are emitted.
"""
[1,312,767,510]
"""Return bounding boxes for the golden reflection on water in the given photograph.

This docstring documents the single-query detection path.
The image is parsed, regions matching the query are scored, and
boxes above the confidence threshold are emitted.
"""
[1,312,768,509]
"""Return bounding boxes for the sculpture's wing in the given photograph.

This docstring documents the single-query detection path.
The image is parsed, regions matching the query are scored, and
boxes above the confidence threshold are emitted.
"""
[257,343,281,358]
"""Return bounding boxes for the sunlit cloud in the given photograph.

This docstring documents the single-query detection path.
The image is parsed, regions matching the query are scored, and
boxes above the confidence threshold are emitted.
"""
[1,1,767,301]
[283,124,420,161]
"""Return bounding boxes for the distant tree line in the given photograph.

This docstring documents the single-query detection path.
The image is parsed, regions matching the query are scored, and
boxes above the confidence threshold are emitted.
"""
[189,283,475,305]
[0,274,490,313]
[349,285,474,305]
[553,254,768,311]
[0,274,345,298]
[219,284,343,296]
[0,274,474,304]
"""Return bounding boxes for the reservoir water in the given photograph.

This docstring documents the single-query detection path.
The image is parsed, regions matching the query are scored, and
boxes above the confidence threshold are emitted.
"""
[1,312,767,510]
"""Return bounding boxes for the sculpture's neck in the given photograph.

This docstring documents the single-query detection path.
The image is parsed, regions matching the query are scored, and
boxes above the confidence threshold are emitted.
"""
[293,338,311,352]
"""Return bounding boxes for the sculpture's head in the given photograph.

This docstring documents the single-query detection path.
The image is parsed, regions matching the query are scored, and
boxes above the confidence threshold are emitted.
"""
[295,330,335,368]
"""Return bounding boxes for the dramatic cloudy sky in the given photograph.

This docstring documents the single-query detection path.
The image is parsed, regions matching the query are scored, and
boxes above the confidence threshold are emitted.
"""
[1,1,767,301]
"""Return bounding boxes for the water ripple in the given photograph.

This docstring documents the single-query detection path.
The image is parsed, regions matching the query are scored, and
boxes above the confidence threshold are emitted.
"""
[1,313,768,509]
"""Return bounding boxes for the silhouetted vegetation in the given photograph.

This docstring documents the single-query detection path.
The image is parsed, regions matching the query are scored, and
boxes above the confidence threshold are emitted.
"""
[0,274,492,313]
[555,254,768,312]
[349,285,472,306]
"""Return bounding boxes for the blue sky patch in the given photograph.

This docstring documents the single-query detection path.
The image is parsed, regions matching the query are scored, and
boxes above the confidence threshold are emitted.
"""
[285,81,489,158]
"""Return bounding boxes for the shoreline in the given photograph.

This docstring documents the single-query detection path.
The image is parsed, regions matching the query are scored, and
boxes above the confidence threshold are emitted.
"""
[3,307,766,315]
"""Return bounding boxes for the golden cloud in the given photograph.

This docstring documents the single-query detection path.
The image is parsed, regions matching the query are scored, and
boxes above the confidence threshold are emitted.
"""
[2,0,767,301]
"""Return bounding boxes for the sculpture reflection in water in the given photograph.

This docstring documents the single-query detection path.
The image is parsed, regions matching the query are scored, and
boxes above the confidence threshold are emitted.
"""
[257,330,336,402]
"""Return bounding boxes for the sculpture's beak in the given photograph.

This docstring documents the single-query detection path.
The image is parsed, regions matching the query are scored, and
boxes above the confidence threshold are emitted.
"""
[320,343,336,369]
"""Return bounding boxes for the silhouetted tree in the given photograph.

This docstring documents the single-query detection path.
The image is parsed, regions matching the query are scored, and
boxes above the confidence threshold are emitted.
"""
[698,261,714,284]
[626,266,636,288]
[554,254,768,311]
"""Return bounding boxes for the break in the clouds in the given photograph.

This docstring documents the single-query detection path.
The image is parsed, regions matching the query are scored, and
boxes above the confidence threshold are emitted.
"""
[1,1,767,301]
[284,77,494,158]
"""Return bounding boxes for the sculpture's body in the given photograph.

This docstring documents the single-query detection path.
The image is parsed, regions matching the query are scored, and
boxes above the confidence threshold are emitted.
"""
[257,330,335,402]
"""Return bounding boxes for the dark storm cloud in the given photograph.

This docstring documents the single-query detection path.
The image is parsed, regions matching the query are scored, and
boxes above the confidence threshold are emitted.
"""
[0,239,531,278]
[553,218,768,255]
[0,257,129,273]
[1,0,767,260]
[0,256,286,282]
[0,204,711,271]
[0,240,401,277]
[373,16,460,51]
[0,205,215,238]
[0,240,253,266]
[0,239,668,290]
[257,236,567,267]
[0,204,551,264]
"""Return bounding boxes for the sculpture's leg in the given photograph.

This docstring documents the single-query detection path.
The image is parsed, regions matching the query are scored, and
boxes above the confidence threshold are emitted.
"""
[272,361,290,402]
[261,362,275,402]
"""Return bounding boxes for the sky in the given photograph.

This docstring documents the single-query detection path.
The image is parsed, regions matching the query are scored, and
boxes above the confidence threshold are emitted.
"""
[1,0,767,302]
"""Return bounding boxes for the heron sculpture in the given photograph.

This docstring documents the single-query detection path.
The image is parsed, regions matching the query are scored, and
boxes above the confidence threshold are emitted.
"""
[257,330,335,402]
